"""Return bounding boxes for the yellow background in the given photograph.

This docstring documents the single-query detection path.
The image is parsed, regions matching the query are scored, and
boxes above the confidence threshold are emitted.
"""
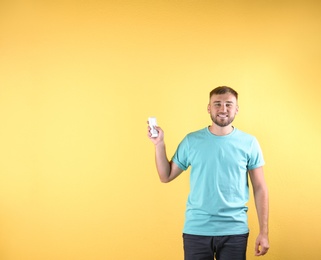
[1,0,321,259]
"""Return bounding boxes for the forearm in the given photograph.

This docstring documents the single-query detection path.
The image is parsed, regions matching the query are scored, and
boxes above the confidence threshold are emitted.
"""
[148,125,182,183]
[154,141,171,182]
[249,167,270,255]
[254,186,269,235]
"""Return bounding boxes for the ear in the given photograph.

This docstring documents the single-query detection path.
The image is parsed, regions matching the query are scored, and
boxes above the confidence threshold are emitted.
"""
[207,104,210,113]
[236,105,239,114]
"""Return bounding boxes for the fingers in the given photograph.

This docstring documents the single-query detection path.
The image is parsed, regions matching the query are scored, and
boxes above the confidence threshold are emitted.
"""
[255,247,269,256]
[255,240,270,256]
[147,122,163,142]
[147,121,154,138]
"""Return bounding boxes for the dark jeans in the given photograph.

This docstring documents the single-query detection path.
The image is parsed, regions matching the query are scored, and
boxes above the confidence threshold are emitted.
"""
[183,233,249,260]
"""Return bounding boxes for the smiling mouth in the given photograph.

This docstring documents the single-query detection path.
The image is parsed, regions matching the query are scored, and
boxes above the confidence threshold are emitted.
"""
[218,114,228,118]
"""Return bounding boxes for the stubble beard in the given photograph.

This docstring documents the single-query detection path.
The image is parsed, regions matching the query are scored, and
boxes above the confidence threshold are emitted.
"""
[210,113,235,127]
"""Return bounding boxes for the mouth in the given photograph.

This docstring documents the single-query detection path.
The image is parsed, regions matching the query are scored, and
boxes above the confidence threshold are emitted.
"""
[217,114,228,118]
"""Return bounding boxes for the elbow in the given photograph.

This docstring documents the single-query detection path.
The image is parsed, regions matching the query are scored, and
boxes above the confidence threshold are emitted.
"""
[158,170,172,183]
[159,177,170,183]
[253,186,269,202]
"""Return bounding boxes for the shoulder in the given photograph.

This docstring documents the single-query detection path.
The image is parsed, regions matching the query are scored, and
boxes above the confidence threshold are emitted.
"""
[186,127,209,139]
[232,128,262,150]
[233,128,257,141]
[178,127,209,147]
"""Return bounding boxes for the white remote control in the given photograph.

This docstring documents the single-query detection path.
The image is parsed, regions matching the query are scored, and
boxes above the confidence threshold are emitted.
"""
[148,117,158,137]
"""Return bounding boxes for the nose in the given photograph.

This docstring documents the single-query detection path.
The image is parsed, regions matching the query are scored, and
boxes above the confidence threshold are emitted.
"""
[219,104,227,112]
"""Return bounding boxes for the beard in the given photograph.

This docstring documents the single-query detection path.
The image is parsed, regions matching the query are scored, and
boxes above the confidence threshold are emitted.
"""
[210,113,236,127]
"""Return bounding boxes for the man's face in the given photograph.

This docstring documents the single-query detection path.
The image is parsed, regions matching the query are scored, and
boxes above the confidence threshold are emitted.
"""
[207,93,239,127]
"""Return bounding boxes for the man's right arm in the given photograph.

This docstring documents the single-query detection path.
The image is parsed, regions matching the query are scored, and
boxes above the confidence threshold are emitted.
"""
[148,125,183,183]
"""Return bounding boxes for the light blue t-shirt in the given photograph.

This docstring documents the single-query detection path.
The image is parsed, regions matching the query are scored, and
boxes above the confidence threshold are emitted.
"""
[172,127,265,236]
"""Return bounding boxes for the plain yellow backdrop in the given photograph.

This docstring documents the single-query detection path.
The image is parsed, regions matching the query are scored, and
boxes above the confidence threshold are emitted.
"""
[1,1,321,259]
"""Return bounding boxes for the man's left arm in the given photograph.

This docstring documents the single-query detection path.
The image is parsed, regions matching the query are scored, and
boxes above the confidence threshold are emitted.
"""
[249,166,270,256]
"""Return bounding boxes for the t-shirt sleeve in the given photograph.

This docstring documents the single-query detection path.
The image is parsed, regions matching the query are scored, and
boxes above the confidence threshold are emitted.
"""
[172,136,190,171]
[247,137,265,170]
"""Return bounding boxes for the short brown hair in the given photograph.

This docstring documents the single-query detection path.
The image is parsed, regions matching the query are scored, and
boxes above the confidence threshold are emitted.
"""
[209,86,238,100]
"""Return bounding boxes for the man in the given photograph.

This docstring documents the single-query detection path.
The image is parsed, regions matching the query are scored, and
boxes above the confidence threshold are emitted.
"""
[147,86,269,260]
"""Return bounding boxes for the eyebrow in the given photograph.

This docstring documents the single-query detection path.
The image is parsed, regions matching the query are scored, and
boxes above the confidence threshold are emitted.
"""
[213,101,235,104]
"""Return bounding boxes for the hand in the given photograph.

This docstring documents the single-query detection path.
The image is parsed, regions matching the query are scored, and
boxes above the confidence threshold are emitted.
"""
[147,122,164,145]
[254,233,269,256]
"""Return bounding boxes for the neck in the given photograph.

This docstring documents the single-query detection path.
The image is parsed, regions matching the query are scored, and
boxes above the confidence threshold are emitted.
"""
[209,124,234,136]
